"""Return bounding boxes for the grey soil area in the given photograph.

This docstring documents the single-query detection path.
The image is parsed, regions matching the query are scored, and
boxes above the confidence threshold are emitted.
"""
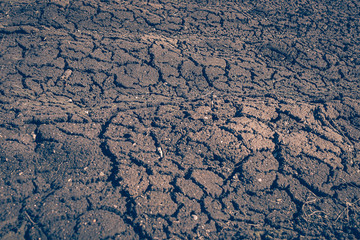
[1,0,360,239]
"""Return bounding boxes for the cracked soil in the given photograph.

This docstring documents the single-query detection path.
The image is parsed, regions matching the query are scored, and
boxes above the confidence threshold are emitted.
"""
[0,0,360,239]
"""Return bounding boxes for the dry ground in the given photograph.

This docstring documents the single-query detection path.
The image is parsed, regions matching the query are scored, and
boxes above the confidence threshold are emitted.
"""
[1,0,360,239]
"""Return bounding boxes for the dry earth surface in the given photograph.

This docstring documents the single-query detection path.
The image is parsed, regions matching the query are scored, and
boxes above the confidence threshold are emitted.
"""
[1,0,360,239]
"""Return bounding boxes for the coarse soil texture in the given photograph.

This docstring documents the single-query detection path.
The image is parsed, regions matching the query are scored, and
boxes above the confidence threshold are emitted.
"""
[1,0,360,239]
